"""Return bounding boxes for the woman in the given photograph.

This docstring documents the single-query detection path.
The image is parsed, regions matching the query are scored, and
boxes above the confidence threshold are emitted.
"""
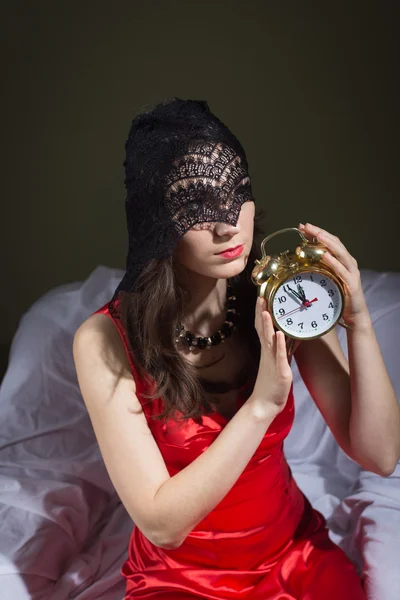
[73,98,399,598]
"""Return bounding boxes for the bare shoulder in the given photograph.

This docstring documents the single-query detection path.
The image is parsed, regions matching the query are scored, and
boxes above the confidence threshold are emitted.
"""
[73,312,136,396]
[72,314,174,547]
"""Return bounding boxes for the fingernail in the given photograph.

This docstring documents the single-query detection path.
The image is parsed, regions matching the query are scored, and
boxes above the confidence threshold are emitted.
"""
[299,223,304,228]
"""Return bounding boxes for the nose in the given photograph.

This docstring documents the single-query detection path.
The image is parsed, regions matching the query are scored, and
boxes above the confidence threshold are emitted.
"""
[214,220,240,237]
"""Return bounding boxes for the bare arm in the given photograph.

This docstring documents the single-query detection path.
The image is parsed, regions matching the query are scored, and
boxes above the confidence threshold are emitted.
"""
[347,312,400,474]
[73,315,280,550]
[295,221,400,475]
[145,298,292,548]
[152,399,278,547]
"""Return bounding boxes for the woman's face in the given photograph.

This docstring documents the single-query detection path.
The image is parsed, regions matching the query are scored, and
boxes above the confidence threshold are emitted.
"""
[174,199,255,280]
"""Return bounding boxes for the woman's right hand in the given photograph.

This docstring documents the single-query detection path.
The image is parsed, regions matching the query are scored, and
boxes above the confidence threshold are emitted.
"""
[249,296,293,419]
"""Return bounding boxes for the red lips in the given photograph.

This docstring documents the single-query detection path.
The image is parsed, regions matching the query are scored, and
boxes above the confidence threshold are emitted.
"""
[217,244,243,255]
[217,244,245,258]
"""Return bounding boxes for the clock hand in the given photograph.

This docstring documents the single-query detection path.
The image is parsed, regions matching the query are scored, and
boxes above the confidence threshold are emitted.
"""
[284,284,304,302]
[300,292,318,308]
[297,284,316,307]
[277,298,318,319]
[297,284,307,302]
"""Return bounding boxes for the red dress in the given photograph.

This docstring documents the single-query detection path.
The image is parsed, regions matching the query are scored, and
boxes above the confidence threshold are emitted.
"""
[93,299,366,599]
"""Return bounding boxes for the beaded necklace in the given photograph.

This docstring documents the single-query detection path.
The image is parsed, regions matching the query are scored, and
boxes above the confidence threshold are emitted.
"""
[175,282,240,351]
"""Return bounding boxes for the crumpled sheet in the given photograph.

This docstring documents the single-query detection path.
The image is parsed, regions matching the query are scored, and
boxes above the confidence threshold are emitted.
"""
[0,266,399,600]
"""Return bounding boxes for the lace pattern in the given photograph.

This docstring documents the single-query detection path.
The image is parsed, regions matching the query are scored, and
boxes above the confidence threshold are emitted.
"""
[109,98,255,305]
[164,141,253,234]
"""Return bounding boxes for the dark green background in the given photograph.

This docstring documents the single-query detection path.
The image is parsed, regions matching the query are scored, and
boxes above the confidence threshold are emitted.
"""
[1,2,399,377]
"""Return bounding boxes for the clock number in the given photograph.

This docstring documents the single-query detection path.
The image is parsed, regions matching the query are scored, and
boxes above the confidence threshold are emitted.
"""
[320,279,327,287]
[322,313,329,321]
[328,289,334,297]
[309,274,314,282]
[311,321,318,328]
[328,301,334,309]
[278,296,287,304]
[293,275,302,284]
[278,308,285,316]
[298,322,304,329]
[286,318,293,325]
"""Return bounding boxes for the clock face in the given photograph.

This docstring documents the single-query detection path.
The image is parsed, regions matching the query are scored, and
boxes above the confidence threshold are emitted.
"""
[271,270,343,339]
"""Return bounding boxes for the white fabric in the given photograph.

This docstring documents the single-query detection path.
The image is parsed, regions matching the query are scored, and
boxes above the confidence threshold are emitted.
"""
[0,266,399,600]
[285,269,400,600]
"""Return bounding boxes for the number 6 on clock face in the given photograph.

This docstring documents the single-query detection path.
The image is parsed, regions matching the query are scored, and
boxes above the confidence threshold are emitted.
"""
[271,271,343,340]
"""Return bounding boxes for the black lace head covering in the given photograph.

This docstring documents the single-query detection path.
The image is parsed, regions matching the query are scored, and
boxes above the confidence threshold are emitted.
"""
[109,97,255,314]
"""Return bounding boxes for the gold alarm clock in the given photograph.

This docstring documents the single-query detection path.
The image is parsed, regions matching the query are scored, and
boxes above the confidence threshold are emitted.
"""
[251,227,352,363]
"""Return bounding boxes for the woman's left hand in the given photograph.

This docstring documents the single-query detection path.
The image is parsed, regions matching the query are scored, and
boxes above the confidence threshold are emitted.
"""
[298,222,370,327]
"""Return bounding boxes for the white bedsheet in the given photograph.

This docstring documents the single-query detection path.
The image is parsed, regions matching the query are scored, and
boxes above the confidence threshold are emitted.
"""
[0,266,399,600]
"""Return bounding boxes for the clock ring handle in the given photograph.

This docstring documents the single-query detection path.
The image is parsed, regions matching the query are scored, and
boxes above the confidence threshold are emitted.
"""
[260,227,310,259]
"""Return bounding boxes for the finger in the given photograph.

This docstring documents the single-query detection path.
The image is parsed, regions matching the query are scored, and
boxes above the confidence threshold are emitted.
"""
[276,331,287,363]
[298,223,315,242]
[300,223,355,272]
[318,238,357,273]
[302,222,346,250]
[299,222,337,246]
[321,251,354,281]
[276,331,289,373]
[255,295,261,325]
[255,296,264,335]
[277,332,292,374]
[262,310,275,350]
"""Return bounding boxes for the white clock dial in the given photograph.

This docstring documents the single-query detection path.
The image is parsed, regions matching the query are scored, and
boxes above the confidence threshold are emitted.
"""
[271,270,343,339]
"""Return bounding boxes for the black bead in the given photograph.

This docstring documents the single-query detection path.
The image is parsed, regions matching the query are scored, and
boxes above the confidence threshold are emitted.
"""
[220,323,231,337]
[197,337,209,349]
[227,311,240,324]
[177,280,238,350]
[220,322,232,336]
[210,332,222,345]
[184,331,195,344]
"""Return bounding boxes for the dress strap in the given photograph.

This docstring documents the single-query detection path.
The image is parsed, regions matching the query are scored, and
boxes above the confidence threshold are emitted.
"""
[94,297,147,398]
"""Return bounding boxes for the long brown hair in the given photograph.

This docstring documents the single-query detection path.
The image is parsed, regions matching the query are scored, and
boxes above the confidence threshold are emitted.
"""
[117,207,267,424]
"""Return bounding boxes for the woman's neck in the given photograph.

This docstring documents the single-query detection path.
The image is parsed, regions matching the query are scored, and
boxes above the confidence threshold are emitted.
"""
[178,275,230,337]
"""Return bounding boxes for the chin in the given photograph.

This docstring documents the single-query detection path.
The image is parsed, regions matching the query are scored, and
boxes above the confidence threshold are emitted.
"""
[217,256,249,279]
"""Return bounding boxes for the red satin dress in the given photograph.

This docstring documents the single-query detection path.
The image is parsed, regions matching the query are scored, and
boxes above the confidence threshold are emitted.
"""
[94,299,366,599]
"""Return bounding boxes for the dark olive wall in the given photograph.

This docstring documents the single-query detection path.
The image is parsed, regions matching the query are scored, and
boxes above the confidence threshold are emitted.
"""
[1,2,399,371]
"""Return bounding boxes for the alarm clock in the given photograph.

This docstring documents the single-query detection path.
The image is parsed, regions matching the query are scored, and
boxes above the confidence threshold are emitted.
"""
[251,227,352,363]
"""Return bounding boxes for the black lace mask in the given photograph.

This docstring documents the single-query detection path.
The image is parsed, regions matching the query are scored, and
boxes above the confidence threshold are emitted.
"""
[164,141,253,235]
[108,99,255,312]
